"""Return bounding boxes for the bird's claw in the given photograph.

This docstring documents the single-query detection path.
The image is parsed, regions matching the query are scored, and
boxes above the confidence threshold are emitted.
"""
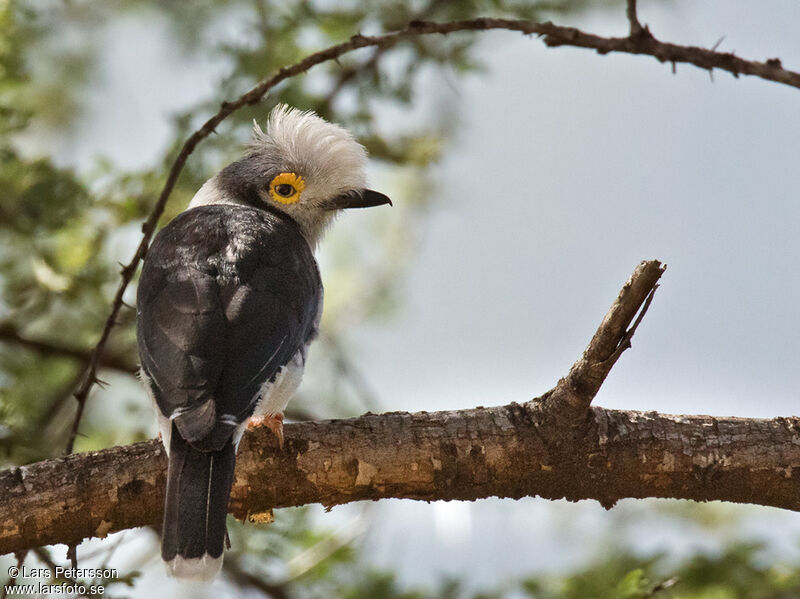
[249,413,284,449]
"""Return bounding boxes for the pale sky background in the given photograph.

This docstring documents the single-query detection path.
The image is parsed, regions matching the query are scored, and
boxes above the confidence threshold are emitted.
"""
[356,2,800,592]
[30,1,800,596]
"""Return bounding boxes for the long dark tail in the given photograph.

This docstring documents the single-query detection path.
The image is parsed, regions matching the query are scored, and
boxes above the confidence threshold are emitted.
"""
[161,423,236,581]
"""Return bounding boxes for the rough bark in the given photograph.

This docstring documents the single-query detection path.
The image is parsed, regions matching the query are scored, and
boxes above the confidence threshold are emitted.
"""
[2,405,800,555]
[2,260,799,556]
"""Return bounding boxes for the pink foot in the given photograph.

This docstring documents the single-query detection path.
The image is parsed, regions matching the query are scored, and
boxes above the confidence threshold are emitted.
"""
[249,413,284,449]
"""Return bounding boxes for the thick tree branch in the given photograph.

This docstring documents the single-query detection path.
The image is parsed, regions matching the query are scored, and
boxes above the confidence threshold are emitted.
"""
[3,404,800,555]
[3,260,799,555]
[69,12,800,452]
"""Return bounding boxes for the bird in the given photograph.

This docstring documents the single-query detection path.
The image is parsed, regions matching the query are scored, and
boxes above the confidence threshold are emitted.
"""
[136,105,391,581]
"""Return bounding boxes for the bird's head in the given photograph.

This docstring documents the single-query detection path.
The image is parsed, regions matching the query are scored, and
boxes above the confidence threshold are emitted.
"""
[189,104,391,244]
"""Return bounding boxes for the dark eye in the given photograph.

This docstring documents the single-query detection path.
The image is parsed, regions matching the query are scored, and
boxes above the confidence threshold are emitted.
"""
[275,183,295,197]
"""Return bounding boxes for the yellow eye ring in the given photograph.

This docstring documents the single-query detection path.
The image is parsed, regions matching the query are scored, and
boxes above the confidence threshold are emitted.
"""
[269,172,305,205]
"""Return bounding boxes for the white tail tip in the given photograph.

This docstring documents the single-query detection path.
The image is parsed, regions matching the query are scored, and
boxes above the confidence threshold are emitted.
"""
[165,553,223,582]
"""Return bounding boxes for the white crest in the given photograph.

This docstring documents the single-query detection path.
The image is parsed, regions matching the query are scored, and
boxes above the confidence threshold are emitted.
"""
[250,104,368,196]
[188,105,373,245]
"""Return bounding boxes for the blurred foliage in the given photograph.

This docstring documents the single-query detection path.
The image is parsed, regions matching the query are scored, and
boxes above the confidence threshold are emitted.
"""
[21,0,789,597]
[0,0,619,466]
[4,506,800,598]
[3,0,797,598]
[517,540,800,599]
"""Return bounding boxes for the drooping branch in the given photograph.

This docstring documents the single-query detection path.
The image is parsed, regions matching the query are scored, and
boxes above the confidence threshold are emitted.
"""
[4,260,800,555]
[67,8,800,452]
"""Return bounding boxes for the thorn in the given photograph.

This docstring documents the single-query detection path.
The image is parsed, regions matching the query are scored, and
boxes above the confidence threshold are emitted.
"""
[67,544,78,569]
[94,377,109,388]
[671,61,676,74]
[708,68,714,82]
[711,35,724,52]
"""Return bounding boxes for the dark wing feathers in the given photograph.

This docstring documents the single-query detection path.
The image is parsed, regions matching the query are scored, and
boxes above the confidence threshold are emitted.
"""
[138,270,226,411]
[161,424,236,561]
[137,205,320,450]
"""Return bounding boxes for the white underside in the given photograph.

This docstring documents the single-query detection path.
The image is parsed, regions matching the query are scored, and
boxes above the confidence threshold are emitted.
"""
[253,349,305,418]
[233,348,306,447]
[165,553,223,582]
[143,346,308,455]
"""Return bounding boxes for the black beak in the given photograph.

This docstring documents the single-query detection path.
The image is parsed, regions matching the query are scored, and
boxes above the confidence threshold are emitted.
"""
[325,189,392,211]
